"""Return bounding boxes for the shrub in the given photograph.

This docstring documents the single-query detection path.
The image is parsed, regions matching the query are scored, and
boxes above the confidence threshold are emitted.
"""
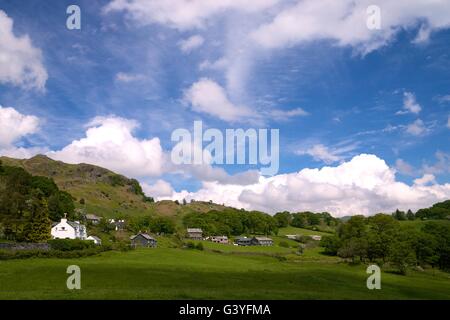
[48,239,96,251]
[279,241,290,248]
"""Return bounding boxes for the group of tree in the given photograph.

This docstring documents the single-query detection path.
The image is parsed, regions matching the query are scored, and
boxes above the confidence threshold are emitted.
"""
[126,215,176,235]
[0,161,75,242]
[320,214,450,274]
[274,210,339,229]
[183,208,278,236]
[391,201,450,221]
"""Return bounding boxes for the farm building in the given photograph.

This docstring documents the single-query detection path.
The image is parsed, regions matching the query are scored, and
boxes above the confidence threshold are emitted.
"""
[130,233,157,248]
[85,214,101,225]
[87,235,102,245]
[211,236,228,244]
[187,228,203,240]
[108,219,126,231]
[51,216,87,240]
[252,237,274,246]
[310,235,322,241]
[234,237,252,246]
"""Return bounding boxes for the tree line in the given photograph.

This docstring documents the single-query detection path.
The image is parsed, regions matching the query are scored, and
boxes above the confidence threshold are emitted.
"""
[183,209,279,236]
[392,200,450,221]
[0,161,75,242]
[320,214,450,274]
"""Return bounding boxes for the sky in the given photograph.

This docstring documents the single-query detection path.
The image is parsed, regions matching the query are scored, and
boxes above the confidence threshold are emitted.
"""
[0,0,450,217]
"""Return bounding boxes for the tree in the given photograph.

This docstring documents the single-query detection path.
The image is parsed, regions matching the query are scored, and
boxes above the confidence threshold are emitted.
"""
[389,240,416,275]
[24,192,51,243]
[274,211,291,228]
[392,209,406,221]
[366,214,398,262]
[291,213,307,228]
[406,209,415,220]
[150,217,175,234]
[320,235,341,255]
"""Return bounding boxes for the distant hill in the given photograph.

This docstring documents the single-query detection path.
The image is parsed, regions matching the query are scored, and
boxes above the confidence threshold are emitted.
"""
[0,155,233,219]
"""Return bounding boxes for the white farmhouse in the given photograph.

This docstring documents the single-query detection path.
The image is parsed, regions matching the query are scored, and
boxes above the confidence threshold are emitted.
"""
[51,216,88,240]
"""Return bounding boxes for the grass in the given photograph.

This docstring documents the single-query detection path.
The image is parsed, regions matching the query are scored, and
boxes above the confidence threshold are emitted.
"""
[0,241,449,300]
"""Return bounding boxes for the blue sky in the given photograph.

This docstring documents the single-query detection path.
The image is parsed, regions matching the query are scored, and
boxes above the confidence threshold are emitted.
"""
[0,0,449,216]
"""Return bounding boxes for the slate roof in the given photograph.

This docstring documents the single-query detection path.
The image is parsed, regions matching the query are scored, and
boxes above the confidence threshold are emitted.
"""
[187,228,203,233]
[253,237,273,241]
[130,233,156,241]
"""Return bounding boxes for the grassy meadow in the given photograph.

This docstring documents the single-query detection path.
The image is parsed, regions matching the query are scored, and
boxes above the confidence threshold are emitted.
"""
[1,234,449,300]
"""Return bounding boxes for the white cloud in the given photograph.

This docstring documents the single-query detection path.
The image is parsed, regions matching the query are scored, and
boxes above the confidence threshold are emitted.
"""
[103,0,279,30]
[251,0,450,54]
[406,119,427,136]
[397,92,422,115]
[115,72,146,83]
[0,106,40,147]
[296,144,341,164]
[142,179,174,197]
[199,58,228,71]
[48,116,166,178]
[296,142,358,164]
[436,94,450,104]
[422,151,450,175]
[178,35,204,53]
[167,154,450,216]
[0,10,47,91]
[183,78,256,122]
[414,174,436,186]
[267,108,309,121]
[447,115,450,129]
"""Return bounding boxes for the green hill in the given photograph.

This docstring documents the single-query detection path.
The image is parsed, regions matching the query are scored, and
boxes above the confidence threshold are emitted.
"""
[0,155,156,218]
[0,155,233,219]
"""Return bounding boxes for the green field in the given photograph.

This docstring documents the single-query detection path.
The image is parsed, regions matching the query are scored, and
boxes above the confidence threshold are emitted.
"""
[1,243,449,300]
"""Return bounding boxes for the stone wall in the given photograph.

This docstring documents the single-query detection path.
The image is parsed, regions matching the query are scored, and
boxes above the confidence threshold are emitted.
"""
[0,243,50,251]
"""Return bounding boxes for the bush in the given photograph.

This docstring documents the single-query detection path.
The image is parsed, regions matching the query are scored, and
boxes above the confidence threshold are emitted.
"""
[48,239,96,251]
[196,242,204,251]
[185,241,196,249]
[279,241,289,248]
[0,246,109,260]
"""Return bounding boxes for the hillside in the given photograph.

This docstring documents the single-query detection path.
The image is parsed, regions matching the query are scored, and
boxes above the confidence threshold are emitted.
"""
[0,155,155,218]
[0,155,232,219]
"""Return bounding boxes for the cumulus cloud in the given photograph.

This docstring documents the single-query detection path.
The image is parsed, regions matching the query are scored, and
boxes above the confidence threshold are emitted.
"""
[183,78,256,122]
[178,35,204,53]
[167,154,450,216]
[414,174,436,186]
[142,179,175,198]
[184,78,310,123]
[0,106,40,147]
[48,116,166,178]
[0,10,47,91]
[251,0,450,54]
[397,92,422,115]
[103,0,279,30]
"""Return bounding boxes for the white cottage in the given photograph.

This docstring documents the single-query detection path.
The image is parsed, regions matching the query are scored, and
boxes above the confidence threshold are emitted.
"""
[51,216,88,240]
